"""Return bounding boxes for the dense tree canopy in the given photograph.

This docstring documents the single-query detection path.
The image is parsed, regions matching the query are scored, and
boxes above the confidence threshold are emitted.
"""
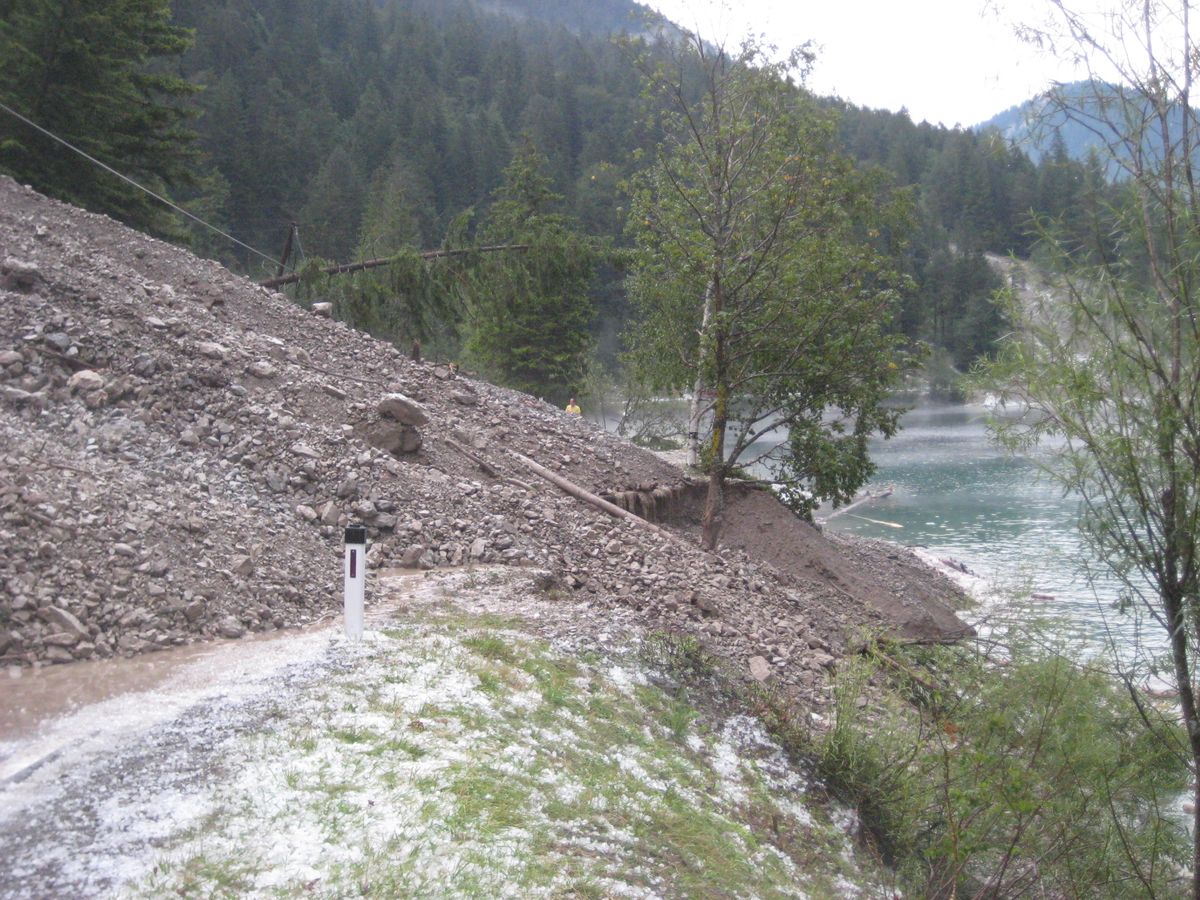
[0,0,1127,376]
[0,0,197,233]
[461,141,597,402]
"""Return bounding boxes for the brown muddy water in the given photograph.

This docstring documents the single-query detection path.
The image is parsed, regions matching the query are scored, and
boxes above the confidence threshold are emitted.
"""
[0,624,324,745]
[0,569,429,748]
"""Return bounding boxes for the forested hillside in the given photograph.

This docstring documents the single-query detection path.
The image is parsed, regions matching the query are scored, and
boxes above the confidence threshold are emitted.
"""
[2,0,1113,381]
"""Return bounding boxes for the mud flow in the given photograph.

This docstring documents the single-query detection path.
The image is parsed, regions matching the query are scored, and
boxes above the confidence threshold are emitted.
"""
[1,630,296,745]
[0,573,437,748]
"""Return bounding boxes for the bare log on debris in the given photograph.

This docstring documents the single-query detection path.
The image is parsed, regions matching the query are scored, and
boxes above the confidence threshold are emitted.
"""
[259,244,530,289]
[443,437,500,478]
[508,451,680,542]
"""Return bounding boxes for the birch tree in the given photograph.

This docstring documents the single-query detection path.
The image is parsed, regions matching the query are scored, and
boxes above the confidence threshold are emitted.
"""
[625,31,915,548]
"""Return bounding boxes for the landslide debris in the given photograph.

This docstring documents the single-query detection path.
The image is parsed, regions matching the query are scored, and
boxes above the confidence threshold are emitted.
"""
[0,176,966,708]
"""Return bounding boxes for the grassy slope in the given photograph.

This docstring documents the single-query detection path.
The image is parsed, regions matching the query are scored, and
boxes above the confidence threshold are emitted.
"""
[126,579,889,898]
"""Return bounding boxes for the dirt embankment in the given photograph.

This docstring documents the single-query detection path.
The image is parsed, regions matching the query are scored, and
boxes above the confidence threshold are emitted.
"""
[0,176,967,708]
[657,482,971,642]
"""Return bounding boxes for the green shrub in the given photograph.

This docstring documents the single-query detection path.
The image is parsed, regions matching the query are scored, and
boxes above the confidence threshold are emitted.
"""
[819,633,1189,899]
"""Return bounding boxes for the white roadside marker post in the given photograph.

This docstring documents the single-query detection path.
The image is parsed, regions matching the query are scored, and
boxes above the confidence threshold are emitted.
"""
[344,524,367,640]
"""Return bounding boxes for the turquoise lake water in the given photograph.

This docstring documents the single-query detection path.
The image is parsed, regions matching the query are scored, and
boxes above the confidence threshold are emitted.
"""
[809,403,1166,665]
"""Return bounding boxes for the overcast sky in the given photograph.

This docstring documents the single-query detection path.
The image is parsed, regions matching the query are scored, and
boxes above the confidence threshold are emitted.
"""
[642,0,1082,127]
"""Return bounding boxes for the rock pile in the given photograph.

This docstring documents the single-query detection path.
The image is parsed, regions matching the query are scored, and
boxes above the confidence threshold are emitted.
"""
[0,176,965,706]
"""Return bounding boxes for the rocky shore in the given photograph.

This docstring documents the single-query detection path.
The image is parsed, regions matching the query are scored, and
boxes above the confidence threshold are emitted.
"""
[0,176,968,708]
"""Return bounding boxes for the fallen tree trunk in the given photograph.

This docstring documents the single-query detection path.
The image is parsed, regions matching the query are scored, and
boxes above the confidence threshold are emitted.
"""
[443,437,500,478]
[259,244,530,289]
[508,451,680,542]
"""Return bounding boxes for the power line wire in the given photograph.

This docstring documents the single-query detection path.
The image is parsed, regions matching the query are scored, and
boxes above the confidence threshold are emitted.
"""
[293,227,306,266]
[0,98,279,266]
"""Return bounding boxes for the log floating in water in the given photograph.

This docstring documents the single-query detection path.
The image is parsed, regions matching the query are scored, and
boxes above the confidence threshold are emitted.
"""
[846,512,902,529]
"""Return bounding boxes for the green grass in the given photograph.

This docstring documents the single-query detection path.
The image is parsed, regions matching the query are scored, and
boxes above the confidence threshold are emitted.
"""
[129,603,888,898]
[461,632,516,663]
[331,725,377,745]
[444,765,532,837]
[366,736,425,759]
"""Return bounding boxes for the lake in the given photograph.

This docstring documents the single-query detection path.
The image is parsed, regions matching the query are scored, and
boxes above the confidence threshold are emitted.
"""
[814,403,1165,666]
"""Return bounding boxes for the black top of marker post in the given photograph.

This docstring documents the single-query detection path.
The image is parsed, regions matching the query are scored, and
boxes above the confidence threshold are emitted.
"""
[344,525,367,545]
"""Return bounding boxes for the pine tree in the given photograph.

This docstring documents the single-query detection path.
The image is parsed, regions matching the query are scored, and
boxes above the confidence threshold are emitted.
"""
[0,0,197,232]
[462,140,596,402]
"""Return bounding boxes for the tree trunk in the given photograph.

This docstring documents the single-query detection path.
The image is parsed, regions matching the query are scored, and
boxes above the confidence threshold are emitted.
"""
[1193,778,1200,900]
[687,279,717,469]
[508,451,677,541]
[1167,500,1200,900]
[1164,584,1200,900]
[258,244,529,289]
[701,461,725,551]
[701,313,728,551]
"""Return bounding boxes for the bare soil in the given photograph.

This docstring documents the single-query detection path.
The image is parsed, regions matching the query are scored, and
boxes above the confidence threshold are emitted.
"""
[670,482,972,642]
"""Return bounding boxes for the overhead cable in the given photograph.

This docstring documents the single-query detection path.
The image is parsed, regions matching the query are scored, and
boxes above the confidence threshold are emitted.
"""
[0,98,279,266]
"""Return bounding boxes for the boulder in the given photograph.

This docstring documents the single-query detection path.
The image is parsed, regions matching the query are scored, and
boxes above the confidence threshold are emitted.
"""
[44,332,72,352]
[367,422,422,455]
[808,651,836,670]
[196,341,228,360]
[290,442,321,460]
[319,500,340,526]
[2,386,43,406]
[44,646,74,663]
[1,258,42,292]
[377,393,428,426]
[43,631,82,648]
[217,617,245,639]
[44,606,89,639]
[748,655,772,682]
